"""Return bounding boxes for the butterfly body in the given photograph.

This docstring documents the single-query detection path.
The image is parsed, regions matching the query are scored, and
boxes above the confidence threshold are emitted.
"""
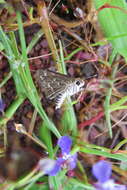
[36,70,85,109]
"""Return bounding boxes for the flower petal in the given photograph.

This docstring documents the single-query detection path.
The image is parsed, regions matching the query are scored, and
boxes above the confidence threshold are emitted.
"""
[48,158,64,176]
[92,160,112,183]
[0,98,5,113]
[68,153,77,170]
[111,184,127,190]
[38,158,56,174]
[96,179,127,190]
[58,136,72,154]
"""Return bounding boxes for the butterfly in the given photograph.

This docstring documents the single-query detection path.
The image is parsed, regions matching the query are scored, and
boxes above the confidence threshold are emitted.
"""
[36,69,85,109]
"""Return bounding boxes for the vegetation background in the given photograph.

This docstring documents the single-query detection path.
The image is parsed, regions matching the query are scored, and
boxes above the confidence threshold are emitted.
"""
[0,0,127,189]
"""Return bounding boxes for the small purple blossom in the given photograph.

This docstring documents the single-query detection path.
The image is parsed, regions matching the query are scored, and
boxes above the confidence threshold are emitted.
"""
[92,160,112,183]
[0,98,5,113]
[38,158,56,174]
[92,160,126,190]
[47,136,77,176]
[58,135,72,154]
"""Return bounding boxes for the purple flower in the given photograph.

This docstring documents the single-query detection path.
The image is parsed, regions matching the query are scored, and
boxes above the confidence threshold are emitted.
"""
[47,136,77,176]
[92,160,126,190]
[0,98,5,113]
[38,158,56,174]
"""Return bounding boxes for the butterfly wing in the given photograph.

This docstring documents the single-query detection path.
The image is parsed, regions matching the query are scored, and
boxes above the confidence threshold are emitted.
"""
[36,69,73,99]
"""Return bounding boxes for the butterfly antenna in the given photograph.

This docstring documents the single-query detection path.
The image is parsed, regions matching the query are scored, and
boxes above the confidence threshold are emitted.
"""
[85,74,98,80]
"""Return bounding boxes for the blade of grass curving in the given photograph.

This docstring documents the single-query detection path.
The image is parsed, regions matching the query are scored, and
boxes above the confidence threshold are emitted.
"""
[9,31,20,57]
[49,176,59,190]
[0,27,25,95]
[0,96,25,126]
[110,106,127,112]
[79,141,127,161]
[26,29,44,54]
[1,12,60,190]
[110,95,127,110]
[58,40,77,135]
[113,138,127,152]
[16,11,60,138]
[80,146,127,162]
[0,13,60,137]
[0,12,59,190]
[104,62,118,138]
[39,121,54,157]
[64,47,83,61]
[0,19,59,190]
[16,11,31,74]
[0,26,13,56]
[109,49,117,65]
[9,168,42,190]
[0,72,12,88]
[68,178,94,190]
[8,31,29,95]
[37,1,60,65]
[94,0,127,59]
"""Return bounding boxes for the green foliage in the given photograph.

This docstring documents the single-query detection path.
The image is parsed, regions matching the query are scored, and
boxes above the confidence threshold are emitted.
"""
[0,1,127,189]
[94,0,127,59]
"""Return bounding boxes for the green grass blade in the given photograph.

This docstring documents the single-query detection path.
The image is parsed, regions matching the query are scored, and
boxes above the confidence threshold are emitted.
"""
[26,29,44,54]
[0,96,25,126]
[104,63,118,138]
[80,146,127,162]
[16,11,60,138]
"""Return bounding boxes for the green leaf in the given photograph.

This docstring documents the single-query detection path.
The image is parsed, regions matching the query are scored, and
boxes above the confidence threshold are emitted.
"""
[0,0,5,3]
[0,41,4,50]
[94,0,127,59]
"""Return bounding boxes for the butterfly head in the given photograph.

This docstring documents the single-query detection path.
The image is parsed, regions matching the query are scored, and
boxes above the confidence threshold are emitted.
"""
[75,79,85,88]
[67,78,85,96]
[75,78,85,90]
